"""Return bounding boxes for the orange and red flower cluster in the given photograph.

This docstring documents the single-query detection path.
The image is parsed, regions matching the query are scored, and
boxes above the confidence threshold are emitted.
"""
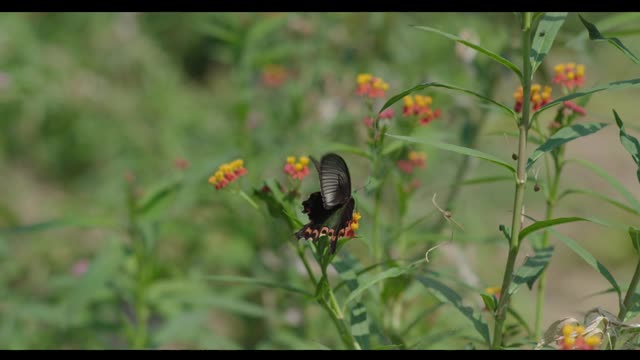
[363,108,395,128]
[356,73,389,98]
[345,211,362,238]
[553,63,585,90]
[513,84,552,113]
[284,156,310,180]
[261,64,288,88]
[397,151,427,174]
[209,159,248,190]
[558,324,601,350]
[403,95,442,125]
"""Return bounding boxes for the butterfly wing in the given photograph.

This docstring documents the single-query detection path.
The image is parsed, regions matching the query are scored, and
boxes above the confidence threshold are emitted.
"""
[311,153,352,210]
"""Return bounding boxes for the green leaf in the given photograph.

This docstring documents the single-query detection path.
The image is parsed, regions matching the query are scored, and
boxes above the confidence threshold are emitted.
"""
[480,293,497,312]
[526,122,609,170]
[565,158,640,214]
[461,176,512,186]
[629,227,640,255]
[327,143,372,160]
[530,12,568,75]
[534,78,640,117]
[0,216,117,236]
[613,109,640,183]
[413,25,523,81]
[558,188,640,216]
[378,82,516,120]
[579,14,640,64]
[342,259,426,310]
[136,180,182,217]
[349,302,370,350]
[204,275,313,297]
[519,216,609,241]
[547,227,621,299]
[417,275,491,345]
[509,246,554,295]
[387,134,516,174]
[332,254,370,349]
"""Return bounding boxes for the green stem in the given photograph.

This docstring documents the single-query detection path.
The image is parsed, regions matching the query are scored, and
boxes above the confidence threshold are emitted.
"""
[372,188,383,262]
[618,258,640,322]
[492,12,532,350]
[320,272,361,350]
[237,189,259,210]
[534,155,562,339]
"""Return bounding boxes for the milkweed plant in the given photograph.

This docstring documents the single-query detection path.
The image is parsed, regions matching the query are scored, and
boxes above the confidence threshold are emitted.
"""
[209,12,640,350]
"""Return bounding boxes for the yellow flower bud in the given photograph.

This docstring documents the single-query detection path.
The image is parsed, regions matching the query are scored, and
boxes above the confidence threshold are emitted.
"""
[585,335,601,348]
[299,156,310,166]
[357,73,372,85]
[554,64,565,73]
[350,222,359,231]
[295,163,303,171]
[287,156,296,164]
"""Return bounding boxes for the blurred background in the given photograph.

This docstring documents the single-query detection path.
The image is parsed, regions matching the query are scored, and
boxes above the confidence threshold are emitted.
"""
[1,12,639,349]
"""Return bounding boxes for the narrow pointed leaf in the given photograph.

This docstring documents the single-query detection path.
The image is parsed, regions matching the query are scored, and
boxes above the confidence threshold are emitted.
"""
[558,188,639,216]
[378,82,516,120]
[387,134,516,174]
[547,227,621,300]
[204,275,312,297]
[526,122,609,169]
[342,259,426,310]
[629,227,640,255]
[519,216,610,241]
[533,78,640,117]
[530,13,568,75]
[413,25,522,80]
[508,246,554,295]
[613,109,640,183]
[417,275,491,344]
[579,14,640,64]
[565,158,640,214]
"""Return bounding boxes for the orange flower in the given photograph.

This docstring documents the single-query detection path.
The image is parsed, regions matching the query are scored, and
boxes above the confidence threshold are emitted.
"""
[209,159,248,190]
[283,155,310,180]
[345,211,362,238]
[553,63,585,90]
[261,64,288,88]
[402,95,442,125]
[513,84,552,112]
[356,73,389,98]
[397,151,427,174]
[559,324,601,350]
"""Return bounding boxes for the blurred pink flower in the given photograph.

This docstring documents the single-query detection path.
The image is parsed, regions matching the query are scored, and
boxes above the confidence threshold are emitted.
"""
[72,259,89,277]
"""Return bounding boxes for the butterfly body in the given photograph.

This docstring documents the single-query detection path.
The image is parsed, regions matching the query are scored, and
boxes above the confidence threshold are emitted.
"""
[295,153,355,253]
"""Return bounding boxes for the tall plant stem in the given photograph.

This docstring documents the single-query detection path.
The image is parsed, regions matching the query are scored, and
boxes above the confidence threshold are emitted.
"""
[492,11,532,349]
[534,153,562,339]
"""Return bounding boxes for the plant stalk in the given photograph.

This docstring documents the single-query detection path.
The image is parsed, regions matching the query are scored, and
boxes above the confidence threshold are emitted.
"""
[492,12,532,349]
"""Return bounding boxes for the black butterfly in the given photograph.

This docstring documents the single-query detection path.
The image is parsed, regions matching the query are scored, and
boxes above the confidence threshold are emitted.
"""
[295,153,355,254]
